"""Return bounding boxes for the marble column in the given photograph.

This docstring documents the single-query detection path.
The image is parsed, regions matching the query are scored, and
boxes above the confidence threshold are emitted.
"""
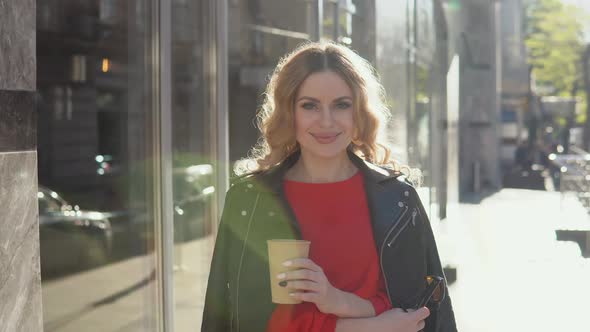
[0,0,44,331]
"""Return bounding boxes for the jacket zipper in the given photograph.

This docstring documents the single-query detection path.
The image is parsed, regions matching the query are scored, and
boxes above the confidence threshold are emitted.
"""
[386,208,417,247]
[228,282,233,331]
[235,193,260,332]
[379,203,409,303]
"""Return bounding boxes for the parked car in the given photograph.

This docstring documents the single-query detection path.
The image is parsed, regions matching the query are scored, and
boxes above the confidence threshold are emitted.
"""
[38,186,113,276]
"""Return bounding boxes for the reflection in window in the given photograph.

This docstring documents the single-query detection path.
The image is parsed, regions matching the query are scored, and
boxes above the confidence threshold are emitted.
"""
[170,0,219,330]
[323,0,356,44]
[37,0,159,330]
[228,0,309,164]
[37,191,62,214]
[415,62,432,186]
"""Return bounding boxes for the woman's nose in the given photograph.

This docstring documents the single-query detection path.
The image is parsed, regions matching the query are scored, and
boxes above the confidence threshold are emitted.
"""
[319,107,334,127]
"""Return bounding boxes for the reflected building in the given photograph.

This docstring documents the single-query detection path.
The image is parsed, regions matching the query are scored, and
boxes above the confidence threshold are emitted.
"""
[375,0,450,220]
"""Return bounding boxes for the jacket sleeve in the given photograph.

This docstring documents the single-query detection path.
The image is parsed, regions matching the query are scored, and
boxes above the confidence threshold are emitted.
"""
[201,187,236,332]
[413,188,458,332]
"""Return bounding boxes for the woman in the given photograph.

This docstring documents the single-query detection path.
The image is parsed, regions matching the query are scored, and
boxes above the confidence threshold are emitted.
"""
[201,42,457,332]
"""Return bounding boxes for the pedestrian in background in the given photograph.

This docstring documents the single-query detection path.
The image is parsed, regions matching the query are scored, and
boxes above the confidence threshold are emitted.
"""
[201,41,457,332]
[514,140,532,171]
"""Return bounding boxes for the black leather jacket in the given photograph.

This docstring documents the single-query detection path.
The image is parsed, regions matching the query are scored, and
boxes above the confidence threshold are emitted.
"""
[202,151,457,332]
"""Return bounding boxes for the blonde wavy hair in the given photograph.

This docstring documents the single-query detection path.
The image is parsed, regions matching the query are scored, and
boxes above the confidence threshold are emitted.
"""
[235,41,420,184]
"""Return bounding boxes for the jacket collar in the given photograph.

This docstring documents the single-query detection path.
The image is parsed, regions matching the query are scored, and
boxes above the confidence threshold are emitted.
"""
[251,149,402,194]
[245,149,407,251]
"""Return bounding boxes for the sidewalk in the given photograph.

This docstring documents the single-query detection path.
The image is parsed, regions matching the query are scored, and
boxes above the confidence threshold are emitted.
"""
[437,189,590,332]
[41,189,590,331]
[42,237,215,332]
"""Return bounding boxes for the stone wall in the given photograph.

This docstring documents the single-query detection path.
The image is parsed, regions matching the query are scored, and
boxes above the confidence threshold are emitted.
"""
[0,0,44,331]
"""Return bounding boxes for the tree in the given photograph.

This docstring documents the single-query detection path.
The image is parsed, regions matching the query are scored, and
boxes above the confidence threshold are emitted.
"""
[525,0,585,96]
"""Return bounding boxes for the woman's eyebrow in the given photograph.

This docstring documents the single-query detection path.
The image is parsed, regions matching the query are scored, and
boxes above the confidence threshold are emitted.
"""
[296,96,352,102]
[296,96,320,102]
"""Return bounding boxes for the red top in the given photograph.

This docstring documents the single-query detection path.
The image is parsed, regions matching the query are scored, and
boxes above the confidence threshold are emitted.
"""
[266,172,392,332]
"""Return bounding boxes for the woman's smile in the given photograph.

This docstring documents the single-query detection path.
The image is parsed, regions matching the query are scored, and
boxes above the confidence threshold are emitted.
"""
[310,132,342,144]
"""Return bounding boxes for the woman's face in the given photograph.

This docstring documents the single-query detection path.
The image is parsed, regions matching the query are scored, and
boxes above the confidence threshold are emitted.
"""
[293,71,355,160]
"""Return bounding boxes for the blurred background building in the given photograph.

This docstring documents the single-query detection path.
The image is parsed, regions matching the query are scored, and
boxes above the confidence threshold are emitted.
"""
[3,0,587,331]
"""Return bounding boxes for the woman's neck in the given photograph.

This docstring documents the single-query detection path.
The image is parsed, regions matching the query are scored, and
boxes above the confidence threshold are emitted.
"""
[285,150,358,183]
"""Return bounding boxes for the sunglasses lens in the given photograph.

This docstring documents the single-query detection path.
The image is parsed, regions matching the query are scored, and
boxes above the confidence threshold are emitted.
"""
[426,276,445,303]
[432,281,444,302]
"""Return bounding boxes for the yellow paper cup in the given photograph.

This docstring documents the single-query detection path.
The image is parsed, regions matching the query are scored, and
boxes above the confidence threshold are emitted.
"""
[267,239,311,304]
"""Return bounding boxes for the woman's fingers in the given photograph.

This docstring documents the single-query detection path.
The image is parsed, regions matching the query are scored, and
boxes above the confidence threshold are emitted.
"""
[281,279,319,292]
[278,269,318,282]
[412,307,430,326]
[277,259,343,313]
[283,258,323,272]
[378,308,431,332]
[413,307,430,320]
[289,291,318,303]
[414,307,429,332]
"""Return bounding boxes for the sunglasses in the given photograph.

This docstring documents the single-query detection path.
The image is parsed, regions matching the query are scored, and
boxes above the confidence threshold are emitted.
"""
[414,275,445,309]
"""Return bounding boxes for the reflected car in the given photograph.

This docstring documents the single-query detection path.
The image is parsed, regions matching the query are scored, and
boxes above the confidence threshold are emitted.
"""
[73,163,216,262]
[115,164,216,247]
[38,186,113,276]
[173,164,215,241]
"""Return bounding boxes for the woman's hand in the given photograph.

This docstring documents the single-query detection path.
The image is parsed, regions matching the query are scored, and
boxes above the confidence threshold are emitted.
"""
[278,258,345,315]
[373,307,430,332]
[335,307,430,332]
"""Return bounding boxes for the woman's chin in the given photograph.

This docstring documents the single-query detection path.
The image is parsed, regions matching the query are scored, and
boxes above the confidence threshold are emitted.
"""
[300,146,349,160]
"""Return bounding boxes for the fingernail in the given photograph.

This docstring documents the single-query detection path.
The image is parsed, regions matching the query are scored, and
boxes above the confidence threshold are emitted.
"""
[277,273,286,279]
[279,281,287,287]
[282,261,292,267]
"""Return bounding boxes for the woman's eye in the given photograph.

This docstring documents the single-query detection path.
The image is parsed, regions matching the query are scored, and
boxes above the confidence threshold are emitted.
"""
[301,102,317,110]
[335,102,351,110]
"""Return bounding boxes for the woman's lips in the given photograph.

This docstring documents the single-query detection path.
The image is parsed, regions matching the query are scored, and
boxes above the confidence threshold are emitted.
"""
[311,133,341,144]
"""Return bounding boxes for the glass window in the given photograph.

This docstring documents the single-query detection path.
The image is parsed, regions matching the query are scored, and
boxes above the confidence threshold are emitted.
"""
[228,0,309,165]
[414,60,433,211]
[376,0,440,216]
[323,0,338,40]
[408,0,415,46]
[375,0,410,163]
[406,0,440,216]
[37,189,64,213]
[323,0,358,45]
[416,0,435,62]
[37,0,160,330]
[170,0,219,329]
